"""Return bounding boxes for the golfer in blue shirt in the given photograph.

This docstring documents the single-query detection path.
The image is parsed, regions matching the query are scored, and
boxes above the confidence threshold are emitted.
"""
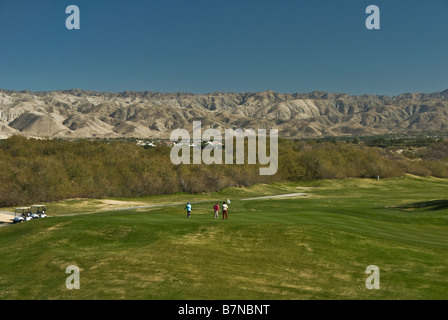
[185,202,192,218]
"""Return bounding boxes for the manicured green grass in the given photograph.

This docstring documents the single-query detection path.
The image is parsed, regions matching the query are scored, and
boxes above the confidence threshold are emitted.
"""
[0,175,447,299]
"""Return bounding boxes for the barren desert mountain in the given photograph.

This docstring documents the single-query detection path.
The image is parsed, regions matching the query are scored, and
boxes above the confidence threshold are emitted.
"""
[0,89,448,139]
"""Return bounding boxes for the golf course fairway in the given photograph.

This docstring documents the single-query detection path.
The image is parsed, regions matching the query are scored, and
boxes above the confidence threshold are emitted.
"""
[0,174,447,300]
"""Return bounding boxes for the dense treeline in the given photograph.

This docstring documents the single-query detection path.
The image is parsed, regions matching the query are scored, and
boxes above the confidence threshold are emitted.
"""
[0,136,447,207]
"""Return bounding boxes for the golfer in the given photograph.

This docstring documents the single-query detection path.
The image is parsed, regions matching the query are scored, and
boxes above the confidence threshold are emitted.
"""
[213,203,220,219]
[185,202,192,218]
[222,201,228,220]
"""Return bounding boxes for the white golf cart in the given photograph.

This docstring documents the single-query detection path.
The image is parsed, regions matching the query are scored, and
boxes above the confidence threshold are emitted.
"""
[31,205,47,218]
[13,207,32,223]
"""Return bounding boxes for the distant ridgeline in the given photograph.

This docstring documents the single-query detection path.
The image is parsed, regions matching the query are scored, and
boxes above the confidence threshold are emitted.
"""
[0,89,448,140]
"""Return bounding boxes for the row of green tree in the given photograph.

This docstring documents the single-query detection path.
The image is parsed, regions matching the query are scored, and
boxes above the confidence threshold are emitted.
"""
[0,136,447,207]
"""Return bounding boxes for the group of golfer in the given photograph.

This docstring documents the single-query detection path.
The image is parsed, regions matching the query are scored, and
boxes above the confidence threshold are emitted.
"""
[184,201,229,219]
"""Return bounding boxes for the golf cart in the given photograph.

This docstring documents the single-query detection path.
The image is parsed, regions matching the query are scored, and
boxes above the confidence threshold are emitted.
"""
[13,207,32,223]
[31,205,47,218]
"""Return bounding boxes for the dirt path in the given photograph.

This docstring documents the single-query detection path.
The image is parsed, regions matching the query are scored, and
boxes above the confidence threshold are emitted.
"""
[54,202,187,217]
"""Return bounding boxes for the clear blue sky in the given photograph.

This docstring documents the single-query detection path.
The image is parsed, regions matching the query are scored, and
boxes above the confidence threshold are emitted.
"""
[0,0,447,96]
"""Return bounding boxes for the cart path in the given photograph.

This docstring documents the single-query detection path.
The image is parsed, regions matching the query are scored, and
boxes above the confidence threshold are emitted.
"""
[241,193,306,200]
[0,193,307,227]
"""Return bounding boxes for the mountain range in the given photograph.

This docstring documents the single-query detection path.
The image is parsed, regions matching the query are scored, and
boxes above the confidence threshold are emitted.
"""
[1,88,448,139]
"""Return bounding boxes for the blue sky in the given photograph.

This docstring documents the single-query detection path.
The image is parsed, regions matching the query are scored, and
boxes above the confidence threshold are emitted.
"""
[0,0,447,96]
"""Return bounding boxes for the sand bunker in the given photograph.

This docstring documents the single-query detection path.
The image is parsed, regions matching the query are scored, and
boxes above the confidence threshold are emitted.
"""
[0,212,13,225]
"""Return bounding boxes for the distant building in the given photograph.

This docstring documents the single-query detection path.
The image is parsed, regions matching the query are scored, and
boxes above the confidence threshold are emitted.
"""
[206,141,223,146]
[137,140,156,147]
[165,141,176,147]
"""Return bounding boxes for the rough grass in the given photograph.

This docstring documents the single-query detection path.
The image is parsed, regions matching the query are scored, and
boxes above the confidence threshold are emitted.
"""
[0,175,447,300]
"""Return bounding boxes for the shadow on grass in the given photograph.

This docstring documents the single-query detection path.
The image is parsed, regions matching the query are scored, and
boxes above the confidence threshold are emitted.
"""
[395,200,448,212]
